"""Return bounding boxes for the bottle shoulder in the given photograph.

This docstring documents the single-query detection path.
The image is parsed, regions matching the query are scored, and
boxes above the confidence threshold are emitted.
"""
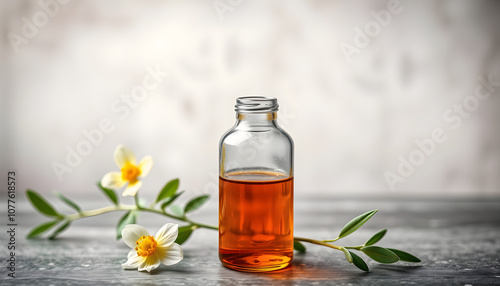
[220,124,293,148]
[276,126,294,148]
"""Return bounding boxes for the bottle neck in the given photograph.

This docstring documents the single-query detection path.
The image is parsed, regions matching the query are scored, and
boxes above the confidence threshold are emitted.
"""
[237,112,276,121]
[235,112,278,129]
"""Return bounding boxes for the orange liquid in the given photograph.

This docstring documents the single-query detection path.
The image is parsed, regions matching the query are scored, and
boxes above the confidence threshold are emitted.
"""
[219,171,293,272]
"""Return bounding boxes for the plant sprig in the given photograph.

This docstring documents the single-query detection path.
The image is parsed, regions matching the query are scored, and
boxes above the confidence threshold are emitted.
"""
[26,179,216,242]
[293,209,421,271]
[26,180,420,272]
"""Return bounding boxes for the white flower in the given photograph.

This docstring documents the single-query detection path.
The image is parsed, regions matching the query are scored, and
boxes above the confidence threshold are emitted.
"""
[121,223,183,272]
[100,145,153,197]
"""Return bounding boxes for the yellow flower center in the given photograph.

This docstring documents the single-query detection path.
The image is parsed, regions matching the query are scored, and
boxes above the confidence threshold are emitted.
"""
[135,235,158,257]
[121,163,141,183]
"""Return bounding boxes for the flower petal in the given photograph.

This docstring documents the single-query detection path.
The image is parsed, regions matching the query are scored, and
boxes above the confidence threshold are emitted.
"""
[138,156,153,178]
[122,250,145,270]
[154,223,178,247]
[115,145,136,168]
[138,256,161,272]
[157,243,183,266]
[122,181,142,197]
[122,224,149,248]
[127,248,138,259]
[101,172,126,189]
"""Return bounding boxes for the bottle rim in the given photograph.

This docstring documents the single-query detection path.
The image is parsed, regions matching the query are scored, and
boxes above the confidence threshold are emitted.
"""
[235,96,279,113]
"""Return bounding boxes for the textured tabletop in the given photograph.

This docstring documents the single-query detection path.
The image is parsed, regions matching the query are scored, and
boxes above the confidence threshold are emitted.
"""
[2,198,500,285]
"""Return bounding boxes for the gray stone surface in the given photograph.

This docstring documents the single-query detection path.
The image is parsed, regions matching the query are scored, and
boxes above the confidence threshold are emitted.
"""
[1,198,500,285]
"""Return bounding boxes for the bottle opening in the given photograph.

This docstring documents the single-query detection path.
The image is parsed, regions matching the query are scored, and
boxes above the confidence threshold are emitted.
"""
[235,96,279,113]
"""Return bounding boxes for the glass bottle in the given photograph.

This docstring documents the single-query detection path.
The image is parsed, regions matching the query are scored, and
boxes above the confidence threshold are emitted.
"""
[218,96,294,272]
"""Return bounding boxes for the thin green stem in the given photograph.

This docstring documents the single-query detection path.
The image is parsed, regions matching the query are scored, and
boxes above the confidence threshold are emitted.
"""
[63,204,217,230]
[65,205,135,221]
[322,237,340,243]
[185,218,218,230]
[345,245,364,250]
[134,195,141,209]
[294,236,343,251]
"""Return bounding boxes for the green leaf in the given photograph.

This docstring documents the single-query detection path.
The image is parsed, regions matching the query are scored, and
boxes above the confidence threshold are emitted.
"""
[350,251,369,272]
[340,246,353,263]
[161,191,184,210]
[155,179,180,203]
[98,183,119,205]
[365,229,387,246]
[116,211,137,240]
[26,190,61,218]
[54,191,81,213]
[293,241,307,253]
[338,209,378,239]
[49,221,71,240]
[361,246,399,264]
[175,225,194,245]
[169,205,184,217]
[184,195,210,213]
[27,220,59,238]
[387,248,421,263]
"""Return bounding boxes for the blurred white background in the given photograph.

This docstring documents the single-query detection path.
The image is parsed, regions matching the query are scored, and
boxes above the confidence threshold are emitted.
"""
[1,0,499,200]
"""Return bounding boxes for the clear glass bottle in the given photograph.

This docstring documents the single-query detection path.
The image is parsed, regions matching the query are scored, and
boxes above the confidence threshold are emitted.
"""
[218,96,294,272]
